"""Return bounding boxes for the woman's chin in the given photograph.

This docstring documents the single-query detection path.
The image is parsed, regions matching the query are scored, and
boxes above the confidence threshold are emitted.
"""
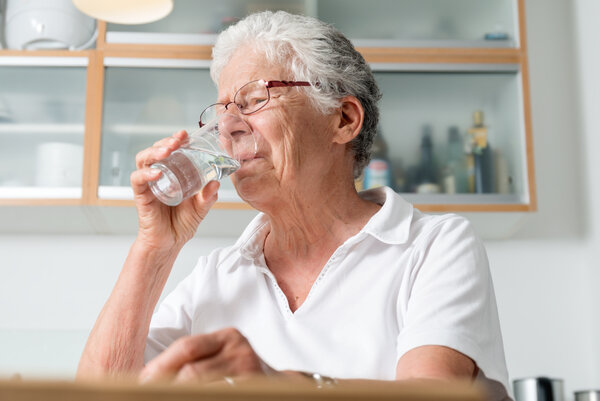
[232,176,261,199]
[232,175,275,208]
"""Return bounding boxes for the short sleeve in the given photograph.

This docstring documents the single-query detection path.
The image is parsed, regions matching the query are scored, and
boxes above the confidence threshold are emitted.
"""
[396,215,508,386]
[144,257,208,363]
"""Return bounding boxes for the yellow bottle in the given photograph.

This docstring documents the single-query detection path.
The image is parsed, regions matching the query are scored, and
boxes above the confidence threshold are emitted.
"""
[466,111,488,193]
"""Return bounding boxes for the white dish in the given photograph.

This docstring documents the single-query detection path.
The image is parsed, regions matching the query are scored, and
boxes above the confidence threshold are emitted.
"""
[5,0,96,50]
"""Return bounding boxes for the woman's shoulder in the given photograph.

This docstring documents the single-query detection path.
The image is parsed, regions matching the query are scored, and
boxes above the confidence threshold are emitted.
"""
[411,209,475,240]
[361,186,478,247]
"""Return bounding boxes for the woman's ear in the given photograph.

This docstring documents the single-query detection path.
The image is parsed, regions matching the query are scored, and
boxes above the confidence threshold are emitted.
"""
[332,96,364,145]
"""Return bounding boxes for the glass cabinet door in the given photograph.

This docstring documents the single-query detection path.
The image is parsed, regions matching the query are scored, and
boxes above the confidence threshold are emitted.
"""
[105,0,310,45]
[0,58,87,200]
[371,64,529,206]
[318,0,518,47]
[98,58,241,202]
[105,0,518,48]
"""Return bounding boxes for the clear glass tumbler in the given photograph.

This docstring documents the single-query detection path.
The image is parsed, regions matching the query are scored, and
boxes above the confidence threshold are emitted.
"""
[148,114,256,206]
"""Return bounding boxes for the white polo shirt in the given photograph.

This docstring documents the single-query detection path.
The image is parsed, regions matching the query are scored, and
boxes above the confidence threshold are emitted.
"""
[146,186,510,400]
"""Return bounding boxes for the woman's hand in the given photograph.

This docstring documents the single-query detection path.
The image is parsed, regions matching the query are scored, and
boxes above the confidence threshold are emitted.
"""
[139,328,277,383]
[131,130,220,251]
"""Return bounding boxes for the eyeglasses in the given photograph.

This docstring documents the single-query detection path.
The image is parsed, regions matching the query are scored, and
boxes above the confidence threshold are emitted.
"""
[198,79,311,127]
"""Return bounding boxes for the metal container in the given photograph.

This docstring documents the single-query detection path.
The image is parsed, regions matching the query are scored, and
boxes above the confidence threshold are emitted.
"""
[0,0,4,49]
[513,377,564,401]
[575,391,600,401]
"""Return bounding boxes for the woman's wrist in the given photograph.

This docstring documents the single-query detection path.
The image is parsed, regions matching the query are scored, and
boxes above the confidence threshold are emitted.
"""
[298,371,338,388]
[128,238,181,278]
[132,234,182,256]
[281,370,338,388]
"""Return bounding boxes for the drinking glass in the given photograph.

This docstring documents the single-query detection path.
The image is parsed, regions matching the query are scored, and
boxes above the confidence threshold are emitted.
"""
[148,113,256,206]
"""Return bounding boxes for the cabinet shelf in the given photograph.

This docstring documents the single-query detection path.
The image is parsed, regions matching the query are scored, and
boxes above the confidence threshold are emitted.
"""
[105,31,515,50]
[97,186,242,203]
[95,186,526,212]
[106,32,218,46]
[0,53,89,66]
[0,123,85,135]
[352,39,515,49]
[0,187,82,199]
[402,193,525,205]
[104,124,188,136]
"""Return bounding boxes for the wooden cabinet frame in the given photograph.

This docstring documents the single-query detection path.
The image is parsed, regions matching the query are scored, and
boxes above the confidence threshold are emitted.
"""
[0,0,536,212]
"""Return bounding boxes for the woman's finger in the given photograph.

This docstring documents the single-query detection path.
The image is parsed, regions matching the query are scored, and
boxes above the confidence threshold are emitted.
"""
[135,146,172,170]
[173,358,226,384]
[130,168,162,196]
[136,131,188,169]
[139,333,224,382]
[152,130,187,148]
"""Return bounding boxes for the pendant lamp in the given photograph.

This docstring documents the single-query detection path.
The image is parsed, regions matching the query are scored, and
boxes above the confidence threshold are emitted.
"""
[73,0,173,24]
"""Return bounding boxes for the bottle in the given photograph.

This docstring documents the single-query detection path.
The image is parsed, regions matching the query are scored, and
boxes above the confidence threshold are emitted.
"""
[442,126,467,194]
[416,125,440,194]
[110,151,122,186]
[466,111,494,193]
[393,160,406,193]
[363,129,392,189]
[494,149,512,194]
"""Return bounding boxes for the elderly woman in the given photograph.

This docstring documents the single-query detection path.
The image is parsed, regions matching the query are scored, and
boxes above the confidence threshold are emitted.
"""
[78,10,510,401]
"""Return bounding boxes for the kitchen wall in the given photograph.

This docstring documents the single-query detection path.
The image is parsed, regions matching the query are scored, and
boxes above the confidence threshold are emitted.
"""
[0,0,598,399]
[573,0,600,384]
[485,0,600,396]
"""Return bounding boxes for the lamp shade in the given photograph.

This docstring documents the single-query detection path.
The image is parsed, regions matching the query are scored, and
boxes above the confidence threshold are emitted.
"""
[72,0,173,25]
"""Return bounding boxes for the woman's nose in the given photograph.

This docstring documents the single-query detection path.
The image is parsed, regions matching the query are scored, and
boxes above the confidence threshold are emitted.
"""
[218,114,257,161]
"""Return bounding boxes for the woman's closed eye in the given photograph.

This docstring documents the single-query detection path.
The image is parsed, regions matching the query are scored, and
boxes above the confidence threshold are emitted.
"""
[247,97,268,107]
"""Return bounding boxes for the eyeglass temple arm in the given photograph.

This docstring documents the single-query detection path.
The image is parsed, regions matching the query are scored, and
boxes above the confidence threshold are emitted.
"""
[266,80,312,88]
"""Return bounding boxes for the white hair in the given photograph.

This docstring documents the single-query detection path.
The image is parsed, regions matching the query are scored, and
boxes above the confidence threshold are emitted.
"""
[211,11,381,178]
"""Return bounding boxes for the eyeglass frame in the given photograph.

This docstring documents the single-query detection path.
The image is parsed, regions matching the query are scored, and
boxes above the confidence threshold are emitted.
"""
[198,80,312,128]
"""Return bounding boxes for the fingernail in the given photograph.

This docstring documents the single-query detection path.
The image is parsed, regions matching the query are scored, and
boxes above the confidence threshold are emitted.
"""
[149,168,161,177]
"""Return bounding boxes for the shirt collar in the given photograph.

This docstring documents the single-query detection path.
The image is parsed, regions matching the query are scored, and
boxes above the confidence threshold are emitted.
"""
[236,213,270,261]
[236,186,414,260]
[357,186,413,245]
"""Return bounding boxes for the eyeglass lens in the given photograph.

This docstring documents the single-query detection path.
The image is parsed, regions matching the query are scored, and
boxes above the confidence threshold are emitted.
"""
[200,80,269,126]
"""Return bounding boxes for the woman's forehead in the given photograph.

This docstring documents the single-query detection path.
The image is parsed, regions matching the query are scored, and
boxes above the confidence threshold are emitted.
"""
[217,47,287,97]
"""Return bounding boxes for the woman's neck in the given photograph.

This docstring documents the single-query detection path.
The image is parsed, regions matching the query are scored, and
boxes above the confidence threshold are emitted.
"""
[262,180,381,273]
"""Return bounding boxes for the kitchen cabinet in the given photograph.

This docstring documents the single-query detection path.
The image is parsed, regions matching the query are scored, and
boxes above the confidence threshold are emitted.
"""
[0,55,88,204]
[97,59,238,203]
[0,0,535,213]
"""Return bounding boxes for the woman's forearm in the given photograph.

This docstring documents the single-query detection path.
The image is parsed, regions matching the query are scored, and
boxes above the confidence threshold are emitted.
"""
[76,240,181,379]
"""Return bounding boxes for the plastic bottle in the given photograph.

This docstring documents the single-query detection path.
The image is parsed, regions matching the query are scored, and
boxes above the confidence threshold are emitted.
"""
[363,130,393,189]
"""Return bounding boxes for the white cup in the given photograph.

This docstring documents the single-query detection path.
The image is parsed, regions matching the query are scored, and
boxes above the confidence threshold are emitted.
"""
[35,142,83,187]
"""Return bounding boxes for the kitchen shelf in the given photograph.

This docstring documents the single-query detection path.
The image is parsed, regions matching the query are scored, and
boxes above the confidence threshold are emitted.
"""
[106,32,218,46]
[103,124,184,137]
[0,123,85,135]
[97,186,242,203]
[0,53,89,66]
[0,187,82,199]
[352,39,515,49]
[104,32,516,50]
[402,193,525,205]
